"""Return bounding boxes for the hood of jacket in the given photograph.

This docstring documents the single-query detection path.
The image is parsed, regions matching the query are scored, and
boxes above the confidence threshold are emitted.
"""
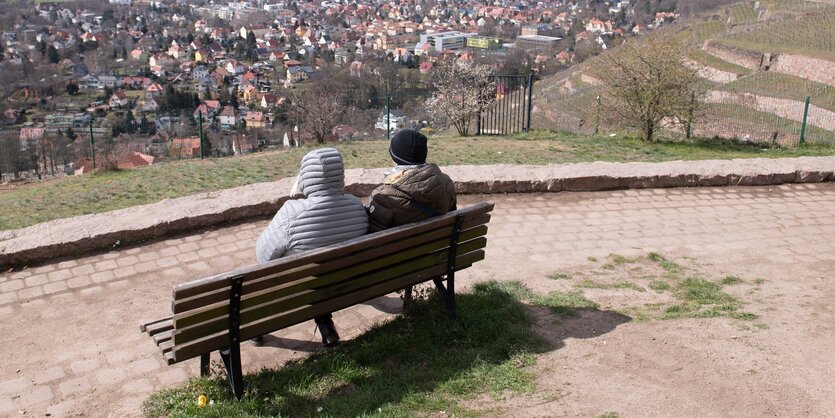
[296,148,345,197]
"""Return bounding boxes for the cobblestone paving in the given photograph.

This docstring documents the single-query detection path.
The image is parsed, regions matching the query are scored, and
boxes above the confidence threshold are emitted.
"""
[1,183,834,416]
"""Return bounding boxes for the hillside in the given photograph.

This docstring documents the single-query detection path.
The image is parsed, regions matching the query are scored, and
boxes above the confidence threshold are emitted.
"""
[534,0,835,146]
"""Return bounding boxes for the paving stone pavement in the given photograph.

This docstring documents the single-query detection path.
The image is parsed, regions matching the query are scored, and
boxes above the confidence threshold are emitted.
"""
[1,183,834,416]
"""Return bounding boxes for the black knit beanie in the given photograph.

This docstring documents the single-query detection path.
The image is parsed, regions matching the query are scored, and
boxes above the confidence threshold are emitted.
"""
[389,129,428,165]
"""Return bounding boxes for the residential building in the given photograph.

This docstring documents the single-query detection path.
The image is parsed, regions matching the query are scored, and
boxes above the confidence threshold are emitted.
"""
[417,31,473,52]
[109,90,129,108]
[515,35,561,53]
[244,111,266,129]
[219,106,237,129]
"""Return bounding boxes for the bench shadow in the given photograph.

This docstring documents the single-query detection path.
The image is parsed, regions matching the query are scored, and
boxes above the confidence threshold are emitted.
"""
[168,282,631,416]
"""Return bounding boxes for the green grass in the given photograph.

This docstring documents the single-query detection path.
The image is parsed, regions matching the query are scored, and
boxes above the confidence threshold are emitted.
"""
[730,4,758,24]
[717,9,835,61]
[699,102,835,146]
[649,280,671,292]
[2,131,834,230]
[719,71,835,113]
[720,276,744,285]
[143,281,557,417]
[546,273,571,280]
[493,281,599,317]
[693,20,727,44]
[678,277,735,305]
[689,48,753,76]
[658,276,758,320]
[575,279,646,293]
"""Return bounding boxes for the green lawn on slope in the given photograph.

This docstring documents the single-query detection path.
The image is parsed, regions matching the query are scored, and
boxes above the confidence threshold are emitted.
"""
[1,132,833,230]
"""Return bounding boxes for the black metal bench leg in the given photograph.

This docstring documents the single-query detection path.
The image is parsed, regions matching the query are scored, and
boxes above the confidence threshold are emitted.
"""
[433,274,457,320]
[200,353,210,377]
[220,274,245,399]
[219,345,243,399]
[403,285,413,311]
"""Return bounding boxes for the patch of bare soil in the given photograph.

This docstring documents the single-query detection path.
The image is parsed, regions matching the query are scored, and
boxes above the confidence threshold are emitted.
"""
[462,253,835,417]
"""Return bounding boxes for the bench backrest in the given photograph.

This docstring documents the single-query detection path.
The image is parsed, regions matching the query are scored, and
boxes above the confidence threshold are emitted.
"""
[152,202,494,364]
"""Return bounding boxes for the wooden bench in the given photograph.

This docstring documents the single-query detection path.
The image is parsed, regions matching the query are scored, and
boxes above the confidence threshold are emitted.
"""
[140,201,494,399]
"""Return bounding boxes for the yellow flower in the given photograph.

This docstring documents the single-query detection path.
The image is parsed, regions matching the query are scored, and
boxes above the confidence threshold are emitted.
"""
[197,395,208,408]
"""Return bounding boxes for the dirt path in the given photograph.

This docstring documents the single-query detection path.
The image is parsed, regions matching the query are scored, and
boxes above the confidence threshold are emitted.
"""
[1,184,834,417]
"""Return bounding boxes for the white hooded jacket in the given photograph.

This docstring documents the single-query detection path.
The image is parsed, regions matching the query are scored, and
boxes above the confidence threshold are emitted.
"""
[255,148,368,263]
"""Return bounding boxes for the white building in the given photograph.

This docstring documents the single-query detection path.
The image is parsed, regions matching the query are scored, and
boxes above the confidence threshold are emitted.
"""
[416,31,474,52]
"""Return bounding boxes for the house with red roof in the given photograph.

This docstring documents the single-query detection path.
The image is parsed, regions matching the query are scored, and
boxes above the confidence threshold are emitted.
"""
[109,90,129,108]
[244,111,266,129]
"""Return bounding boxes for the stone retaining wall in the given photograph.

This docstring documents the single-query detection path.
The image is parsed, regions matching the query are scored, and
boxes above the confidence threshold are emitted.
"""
[772,54,835,87]
[2,157,834,267]
[703,41,764,70]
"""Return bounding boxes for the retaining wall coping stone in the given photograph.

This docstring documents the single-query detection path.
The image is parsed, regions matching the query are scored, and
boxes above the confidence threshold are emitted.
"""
[2,157,834,267]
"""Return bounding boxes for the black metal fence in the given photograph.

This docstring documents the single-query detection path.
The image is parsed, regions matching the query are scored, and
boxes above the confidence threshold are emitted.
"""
[477,75,535,136]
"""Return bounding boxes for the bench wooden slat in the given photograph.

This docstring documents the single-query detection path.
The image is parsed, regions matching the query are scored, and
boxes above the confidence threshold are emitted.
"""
[172,238,486,345]
[153,329,173,346]
[140,316,173,333]
[143,318,173,337]
[163,351,175,366]
[159,340,173,353]
[171,249,484,362]
[173,224,487,324]
[172,202,494,299]
[172,219,488,314]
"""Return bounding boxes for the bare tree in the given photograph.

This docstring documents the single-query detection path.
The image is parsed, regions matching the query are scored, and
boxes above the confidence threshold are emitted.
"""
[598,36,700,142]
[289,84,347,143]
[425,60,496,136]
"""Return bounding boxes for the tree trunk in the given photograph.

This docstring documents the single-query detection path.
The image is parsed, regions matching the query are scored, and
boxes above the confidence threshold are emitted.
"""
[643,120,654,142]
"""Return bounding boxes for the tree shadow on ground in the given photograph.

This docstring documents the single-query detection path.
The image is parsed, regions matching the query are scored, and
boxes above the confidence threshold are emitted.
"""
[142,281,630,417]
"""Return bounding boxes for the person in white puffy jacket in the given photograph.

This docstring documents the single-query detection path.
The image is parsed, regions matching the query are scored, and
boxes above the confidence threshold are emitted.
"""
[254,147,368,347]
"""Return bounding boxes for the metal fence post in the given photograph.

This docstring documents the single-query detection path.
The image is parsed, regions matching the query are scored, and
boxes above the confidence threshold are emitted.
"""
[198,110,204,159]
[594,95,601,135]
[525,74,534,132]
[799,96,810,145]
[686,91,695,139]
[386,87,391,140]
[89,122,96,170]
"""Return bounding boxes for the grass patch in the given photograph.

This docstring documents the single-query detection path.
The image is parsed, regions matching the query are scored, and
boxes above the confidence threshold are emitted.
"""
[546,272,571,280]
[647,252,682,275]
[576,278,609,289]
[612,282,646,292]
[678,277,735,305]
[728,311,759,321]
[657,276,758,321]
[720,276,744,285]
[142,281,552,417]
[649,280,671,292]
[576,279,645,292]
[754,322,769,329]
[754,278,766,285]
[3,131,834,230]
[587,256,598,262]
[609,254,640,264]
[495,281,599,317]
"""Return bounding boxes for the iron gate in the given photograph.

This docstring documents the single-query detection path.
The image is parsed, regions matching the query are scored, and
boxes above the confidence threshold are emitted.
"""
[476,74,535,136]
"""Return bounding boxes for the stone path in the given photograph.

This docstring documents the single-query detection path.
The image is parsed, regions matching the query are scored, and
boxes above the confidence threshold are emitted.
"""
[1,183,834,416]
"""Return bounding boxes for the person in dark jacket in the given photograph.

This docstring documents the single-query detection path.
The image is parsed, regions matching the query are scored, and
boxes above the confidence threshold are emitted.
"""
[367,129,456,232]
[367,129,456,304]
[255,147,368,347]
